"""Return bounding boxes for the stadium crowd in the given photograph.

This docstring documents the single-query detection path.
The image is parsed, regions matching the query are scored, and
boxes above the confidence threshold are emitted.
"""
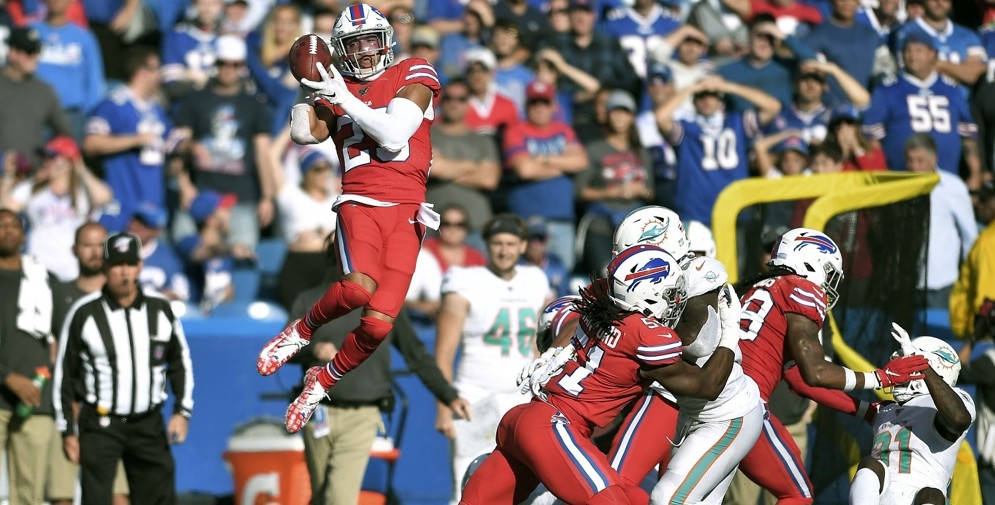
[2,0,995,502]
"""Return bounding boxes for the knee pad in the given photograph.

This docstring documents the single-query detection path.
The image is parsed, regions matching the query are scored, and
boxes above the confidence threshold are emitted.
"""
[356,316,393,351]
[587,485,630,505]
[339,280,373,310]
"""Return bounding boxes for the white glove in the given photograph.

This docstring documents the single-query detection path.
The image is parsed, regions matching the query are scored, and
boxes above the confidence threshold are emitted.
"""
[301,63,350,105]
[891,322,917,357]
[518,347,557,395]
[529,346,575,400]
[717,283,742,349]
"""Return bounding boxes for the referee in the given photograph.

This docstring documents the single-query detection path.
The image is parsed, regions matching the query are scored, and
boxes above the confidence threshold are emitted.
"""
[54,231,194,505]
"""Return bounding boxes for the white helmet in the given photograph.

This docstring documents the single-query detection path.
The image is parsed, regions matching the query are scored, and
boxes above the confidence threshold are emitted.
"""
[685,220,716,258]
[331,3,394,80]
[768,228,844,309]
[892,336,961,404]
[537,295,580,353]
[607,245,688,327]
[612,206,691,265]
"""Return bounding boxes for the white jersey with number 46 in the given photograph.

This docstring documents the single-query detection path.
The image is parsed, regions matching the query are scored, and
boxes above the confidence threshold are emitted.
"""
[443,265,549,404]
[870,389,975,503]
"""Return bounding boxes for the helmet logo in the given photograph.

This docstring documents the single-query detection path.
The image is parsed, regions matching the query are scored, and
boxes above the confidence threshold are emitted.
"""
[638,218,669,243]
[793,235,837,254]
[348,4,366,25]
[624,258,670,292]
[932,349,958,366]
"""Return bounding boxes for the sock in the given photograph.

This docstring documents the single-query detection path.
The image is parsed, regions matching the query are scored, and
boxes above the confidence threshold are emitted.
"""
[849,467,883,505]
[298,280,372,340]
[586,485,629,505]
[317,316,393,388]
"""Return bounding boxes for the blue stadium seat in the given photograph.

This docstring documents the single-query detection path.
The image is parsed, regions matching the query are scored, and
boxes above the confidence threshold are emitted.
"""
[256,239,288,276]
[231,268,261,302]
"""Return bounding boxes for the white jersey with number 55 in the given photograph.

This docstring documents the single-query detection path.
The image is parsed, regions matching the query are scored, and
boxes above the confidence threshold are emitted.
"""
[870,389,975,502]
[443,265,549,404]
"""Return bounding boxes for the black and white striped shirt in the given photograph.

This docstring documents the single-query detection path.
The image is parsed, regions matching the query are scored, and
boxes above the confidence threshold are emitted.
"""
[54,288,194,435]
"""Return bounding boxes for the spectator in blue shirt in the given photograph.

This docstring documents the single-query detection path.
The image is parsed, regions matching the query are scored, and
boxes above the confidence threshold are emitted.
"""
[890,0,987,88]
[656,75,781,226]
[862,35,981,188]
[33,0,105,140]
[161,0,223,102]
[766,60,870,144]
[803,0,882,99]
[128,201,190,302]
[601,0,681,79]
[521,215,570,296]
[491,20,536,115]
[718,14,816,112]
[83,47,187,232]
[437,4,488,82]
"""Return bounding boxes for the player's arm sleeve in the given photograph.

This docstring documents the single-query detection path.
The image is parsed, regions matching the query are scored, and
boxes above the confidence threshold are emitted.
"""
[861,87,888,140]
[393,309,460,405]
[336,60,440,153]
[784,365,872,419]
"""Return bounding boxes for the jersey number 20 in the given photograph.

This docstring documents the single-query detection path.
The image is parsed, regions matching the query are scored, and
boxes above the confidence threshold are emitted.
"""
[339,114,411,171]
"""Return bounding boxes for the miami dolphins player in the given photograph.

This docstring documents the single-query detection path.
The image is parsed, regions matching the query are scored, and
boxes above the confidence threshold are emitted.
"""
[849,324,974,505]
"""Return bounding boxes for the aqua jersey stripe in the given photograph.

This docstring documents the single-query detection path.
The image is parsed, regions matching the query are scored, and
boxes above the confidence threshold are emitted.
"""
[672,417,743,503]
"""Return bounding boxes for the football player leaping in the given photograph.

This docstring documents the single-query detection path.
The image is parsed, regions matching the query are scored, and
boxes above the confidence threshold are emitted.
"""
[849,324,974,505]
[255,4,470,433]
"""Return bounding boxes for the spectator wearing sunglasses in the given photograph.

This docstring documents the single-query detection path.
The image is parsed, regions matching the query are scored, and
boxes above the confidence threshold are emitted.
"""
[406,205,486,319]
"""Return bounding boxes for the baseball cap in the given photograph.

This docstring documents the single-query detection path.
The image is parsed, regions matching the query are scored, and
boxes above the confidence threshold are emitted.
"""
[797,71,825,83]
[410,26,440,49]
[7,27,41,54]
[43,136,81,160]
[605,90,637,113]
[215,35,247,62]
[526,215,548,238]
[569,0,594,11]
[104,232,142,265]
[465,47,497,71]
[773,136,810,156]
[647,62,673,83]
[830,103,861,124]
[482,214,527,240]
[298,148,333,174]
[133,201,168,229]
[902,33,938,52]
[526,80,556,102]
[190,190,237,225]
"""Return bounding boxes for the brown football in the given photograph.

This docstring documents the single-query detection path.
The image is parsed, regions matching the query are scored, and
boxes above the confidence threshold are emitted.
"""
[288,33,333,83]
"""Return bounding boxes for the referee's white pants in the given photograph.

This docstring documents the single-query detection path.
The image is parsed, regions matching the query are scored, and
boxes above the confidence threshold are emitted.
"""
[651,403,765,505]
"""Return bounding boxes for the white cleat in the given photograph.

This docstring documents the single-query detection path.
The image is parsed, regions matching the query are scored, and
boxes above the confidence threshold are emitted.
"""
[285,366,328,433]
[257,318,310,376]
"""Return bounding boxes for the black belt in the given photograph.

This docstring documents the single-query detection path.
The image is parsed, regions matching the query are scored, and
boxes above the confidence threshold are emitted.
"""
[326,398,390,410]
[87,403,162,423]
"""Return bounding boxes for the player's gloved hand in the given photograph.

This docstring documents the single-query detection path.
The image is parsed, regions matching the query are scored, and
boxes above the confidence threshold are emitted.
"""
[890,322,917,357]
[529,346,575,400]
[517,347,557,394]
[717,284,742,349]
[301,63,349,104]
[873,355,929,388]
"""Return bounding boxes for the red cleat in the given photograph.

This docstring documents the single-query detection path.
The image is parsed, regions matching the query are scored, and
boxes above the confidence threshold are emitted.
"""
[257,318,310,376]
[285,366,329,433]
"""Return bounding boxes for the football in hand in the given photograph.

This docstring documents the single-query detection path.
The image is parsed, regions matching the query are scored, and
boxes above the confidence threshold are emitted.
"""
[289,33,333,83]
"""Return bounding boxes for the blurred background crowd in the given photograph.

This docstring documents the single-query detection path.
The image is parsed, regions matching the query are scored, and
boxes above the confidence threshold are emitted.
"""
[2,0,995,502]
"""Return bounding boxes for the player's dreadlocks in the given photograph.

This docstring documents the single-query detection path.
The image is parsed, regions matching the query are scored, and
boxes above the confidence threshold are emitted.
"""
[734,265,799,294]
[574,277,627,341]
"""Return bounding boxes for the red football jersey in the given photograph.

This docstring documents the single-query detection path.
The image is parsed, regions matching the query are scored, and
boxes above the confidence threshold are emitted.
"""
[546,312,683,429]
[738,275,828,401]
[324,58,441,203]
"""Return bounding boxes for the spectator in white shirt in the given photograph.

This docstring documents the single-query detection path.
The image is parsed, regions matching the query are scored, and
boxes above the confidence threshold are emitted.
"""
[905,133,978,308]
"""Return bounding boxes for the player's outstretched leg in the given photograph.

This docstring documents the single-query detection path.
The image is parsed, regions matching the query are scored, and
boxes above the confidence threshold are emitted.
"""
[257,277,373,375]
[849,457,885,505]
[285,315,393,432]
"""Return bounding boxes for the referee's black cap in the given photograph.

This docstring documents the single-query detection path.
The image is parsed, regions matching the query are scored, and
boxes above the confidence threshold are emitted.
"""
[104,232,142,265]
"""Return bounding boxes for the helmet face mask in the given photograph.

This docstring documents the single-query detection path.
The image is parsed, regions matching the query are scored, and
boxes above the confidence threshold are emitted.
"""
[607,245,688,327]
[891,336,961,404]
[768,228,844,309]
[331,4,394,80]
[612,206,691,265]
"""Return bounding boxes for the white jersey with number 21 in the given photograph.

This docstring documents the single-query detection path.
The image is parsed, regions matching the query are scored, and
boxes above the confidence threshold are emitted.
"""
[443,265,549,404]
[870,389,975,504]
